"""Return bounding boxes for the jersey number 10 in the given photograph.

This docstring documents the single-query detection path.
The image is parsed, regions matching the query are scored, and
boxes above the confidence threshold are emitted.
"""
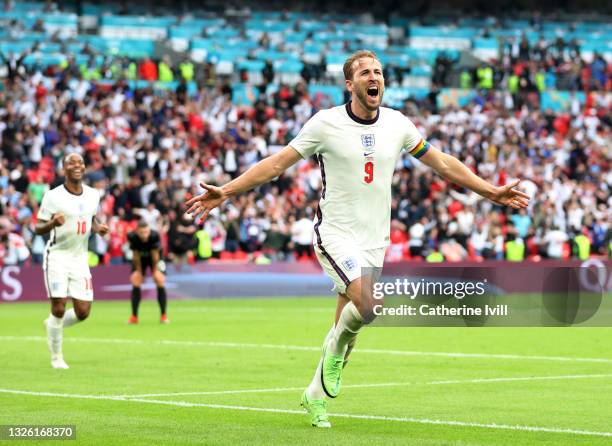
[76,221,87,235]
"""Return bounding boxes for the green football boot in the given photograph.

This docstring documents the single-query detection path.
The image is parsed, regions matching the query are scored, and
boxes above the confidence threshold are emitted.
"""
[301,391,331,428]
[320,344,344,398]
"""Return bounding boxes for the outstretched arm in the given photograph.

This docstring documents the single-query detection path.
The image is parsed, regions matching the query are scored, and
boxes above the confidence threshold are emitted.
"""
[185,145,303,222]
[17,48,31,65]
[418,146,530,209]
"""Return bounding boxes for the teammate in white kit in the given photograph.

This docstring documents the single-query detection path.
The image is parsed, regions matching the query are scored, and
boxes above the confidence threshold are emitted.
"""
[185,50,530,427]
[35,153,109,369]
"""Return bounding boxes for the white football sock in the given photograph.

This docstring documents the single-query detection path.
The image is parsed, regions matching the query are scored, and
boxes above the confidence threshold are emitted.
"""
[47,315,64,359]
[306,324,335,400]
[327,302,363,356]
[62,309,80,328]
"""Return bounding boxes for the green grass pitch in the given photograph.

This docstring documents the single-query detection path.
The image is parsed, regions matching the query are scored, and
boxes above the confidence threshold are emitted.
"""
[1,297,611,445]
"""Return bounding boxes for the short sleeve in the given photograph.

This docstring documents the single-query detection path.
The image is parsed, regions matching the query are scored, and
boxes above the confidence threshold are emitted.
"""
[401,115,430,159]
[37,192,55,221]
[288,112,323,159]
[128,232,138,251]
[150,231,161,250]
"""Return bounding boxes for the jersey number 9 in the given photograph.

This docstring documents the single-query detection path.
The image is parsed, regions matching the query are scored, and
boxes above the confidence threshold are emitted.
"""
[364,161,374,184]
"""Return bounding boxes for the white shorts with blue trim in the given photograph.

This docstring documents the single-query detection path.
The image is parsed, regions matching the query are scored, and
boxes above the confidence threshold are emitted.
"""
[43,254,93,301]
[313,238,385,294]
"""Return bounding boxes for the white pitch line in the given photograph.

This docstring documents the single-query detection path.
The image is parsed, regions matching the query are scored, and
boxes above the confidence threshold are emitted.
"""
[117,373,612,398]
[426,374,612,385]
[0,388,610,438]
[117,386,306,398]
[2,335,612,364]
[353,348,612,364]
[171,307,332,313]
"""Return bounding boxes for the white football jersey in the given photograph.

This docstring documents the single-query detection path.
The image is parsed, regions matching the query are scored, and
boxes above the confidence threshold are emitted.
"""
[289,102,430,249]
[37,184,101,262]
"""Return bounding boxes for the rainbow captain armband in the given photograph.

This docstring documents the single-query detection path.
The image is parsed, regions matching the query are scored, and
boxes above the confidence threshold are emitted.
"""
[409,139,430,159]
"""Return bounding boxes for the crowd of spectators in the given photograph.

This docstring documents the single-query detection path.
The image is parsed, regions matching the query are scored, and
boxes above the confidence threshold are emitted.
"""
[395,93,610,262]
[0,51,610,267]
[446,30,611,106]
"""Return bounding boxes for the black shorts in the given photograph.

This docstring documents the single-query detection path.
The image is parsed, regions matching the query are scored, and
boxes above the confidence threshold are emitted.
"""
[132,257,154,274]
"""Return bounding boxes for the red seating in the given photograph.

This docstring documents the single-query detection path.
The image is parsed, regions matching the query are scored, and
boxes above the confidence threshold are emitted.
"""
[219,251,234,260]
[234,251,249,261]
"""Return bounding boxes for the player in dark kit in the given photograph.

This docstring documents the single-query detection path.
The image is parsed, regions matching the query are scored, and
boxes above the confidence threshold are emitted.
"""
[127,220,169,324]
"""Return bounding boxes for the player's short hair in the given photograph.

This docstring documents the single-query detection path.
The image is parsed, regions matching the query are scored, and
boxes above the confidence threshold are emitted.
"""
[343,50,381,80]
[137,220,149,229]
[63,152,84,165]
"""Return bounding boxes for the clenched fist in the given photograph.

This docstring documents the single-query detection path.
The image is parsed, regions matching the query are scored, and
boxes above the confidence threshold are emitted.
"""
[96,223,110,236]
[51,213,65,227]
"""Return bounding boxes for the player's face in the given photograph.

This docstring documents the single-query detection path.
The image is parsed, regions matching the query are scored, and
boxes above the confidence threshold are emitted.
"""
[346,57,385,112]
[64,154,85,182]
[137,226,151,241]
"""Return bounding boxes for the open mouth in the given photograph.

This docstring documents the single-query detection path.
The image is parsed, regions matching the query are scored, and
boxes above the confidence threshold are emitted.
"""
[367,85,379,99]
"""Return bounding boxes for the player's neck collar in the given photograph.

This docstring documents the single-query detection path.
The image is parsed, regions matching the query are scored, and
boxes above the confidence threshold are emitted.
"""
[345,101,379,125]
[63,183,83,196]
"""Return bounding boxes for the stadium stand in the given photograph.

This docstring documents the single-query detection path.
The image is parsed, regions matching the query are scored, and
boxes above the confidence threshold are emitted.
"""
[0,1,610,265]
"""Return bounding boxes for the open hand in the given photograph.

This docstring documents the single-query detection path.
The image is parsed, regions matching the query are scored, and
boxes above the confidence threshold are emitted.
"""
[184,183,227,223]
[489,180,531,209]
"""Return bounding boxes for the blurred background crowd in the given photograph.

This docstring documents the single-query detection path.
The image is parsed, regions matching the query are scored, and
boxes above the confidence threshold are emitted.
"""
[0,0,610,266]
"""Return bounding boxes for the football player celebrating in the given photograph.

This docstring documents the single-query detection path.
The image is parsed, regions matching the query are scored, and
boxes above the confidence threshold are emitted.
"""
[185,50,530,427]
[37,153,109,369]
